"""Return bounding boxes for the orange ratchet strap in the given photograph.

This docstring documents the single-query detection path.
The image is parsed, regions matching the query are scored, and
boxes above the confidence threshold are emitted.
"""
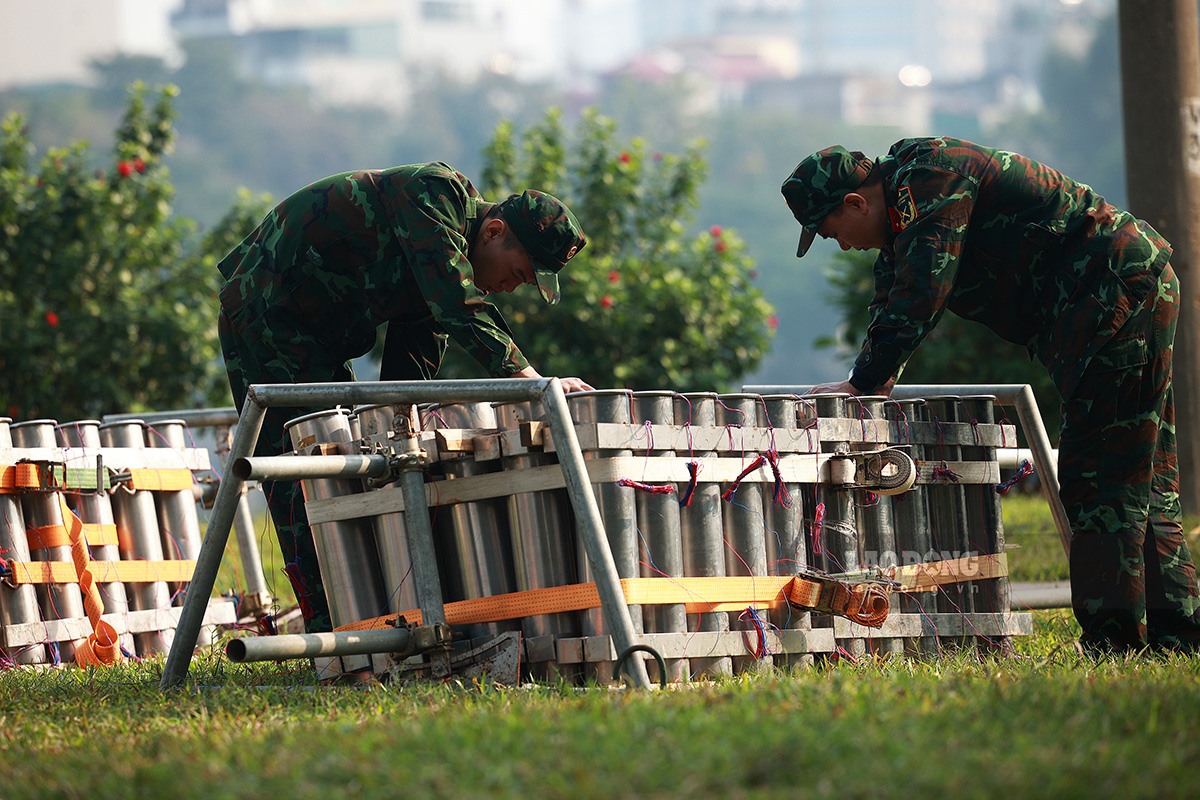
[57,496,122,667]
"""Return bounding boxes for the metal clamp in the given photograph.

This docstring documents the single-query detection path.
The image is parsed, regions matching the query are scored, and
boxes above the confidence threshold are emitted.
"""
[365,450,428,489]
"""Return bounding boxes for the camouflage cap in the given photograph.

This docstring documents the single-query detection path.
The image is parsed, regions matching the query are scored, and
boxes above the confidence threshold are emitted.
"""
[499,189,587,304]
[781,145,874,257]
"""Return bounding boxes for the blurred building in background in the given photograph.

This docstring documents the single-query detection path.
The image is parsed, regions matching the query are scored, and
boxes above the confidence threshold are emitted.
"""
[0,0,1114,132]
[0,0,182,89]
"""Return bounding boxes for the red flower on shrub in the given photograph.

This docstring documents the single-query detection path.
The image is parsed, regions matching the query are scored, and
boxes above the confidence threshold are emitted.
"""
[600,295,614,309]
[608,270,620,283]
[619,152,631,164]
[710,225,723,238]
[714,240,727,253]
[767,315,779,330]
[133,157,147,173]
[117,161,134,177]
[45,311,59,327]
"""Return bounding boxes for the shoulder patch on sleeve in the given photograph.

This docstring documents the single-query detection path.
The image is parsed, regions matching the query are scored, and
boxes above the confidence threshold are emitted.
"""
[889,184,918,233]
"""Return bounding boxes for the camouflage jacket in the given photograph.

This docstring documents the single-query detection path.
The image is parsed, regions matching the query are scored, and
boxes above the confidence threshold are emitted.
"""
[217,162,529,376]
[850,137,1172,397]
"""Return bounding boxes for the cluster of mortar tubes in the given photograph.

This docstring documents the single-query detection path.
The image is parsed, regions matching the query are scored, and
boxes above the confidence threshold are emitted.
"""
[0,417,212,665]
[285,390,1008,683]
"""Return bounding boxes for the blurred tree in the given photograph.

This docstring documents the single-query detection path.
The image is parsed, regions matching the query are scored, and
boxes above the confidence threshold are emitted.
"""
[439,107,776,391]
[0,83,269,420]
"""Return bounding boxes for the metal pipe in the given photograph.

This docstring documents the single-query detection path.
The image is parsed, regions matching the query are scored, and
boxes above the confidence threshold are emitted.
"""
[104,408,239,428]
[12,420,88,662]
[497,399,580,680]
[226,627,417,662]
[233,454,393,482]
[541,379,651,689]
[998,448,1047,469]
[674,391,732,678]
[1010,581,1072,609]
[431,402,518,642]
[161,395,264,690]
[231,486,272,613]
[99,420,175,656]
[108,408,273,612]
[249,379,548,409]
[0,418,47,665]
[284,410,387,670]
[397,418,446,629]
[354,404,419,617]
[632,391,688,683]
[57,420,137,657]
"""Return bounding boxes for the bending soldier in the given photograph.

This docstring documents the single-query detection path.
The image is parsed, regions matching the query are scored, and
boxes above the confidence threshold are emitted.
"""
[217,162,591,633]
[782,137,1200,655]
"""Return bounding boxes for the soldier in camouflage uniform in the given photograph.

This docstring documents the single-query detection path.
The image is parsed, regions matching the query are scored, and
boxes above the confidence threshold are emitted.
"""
[218,162,591,633]
[781,137,1200,655]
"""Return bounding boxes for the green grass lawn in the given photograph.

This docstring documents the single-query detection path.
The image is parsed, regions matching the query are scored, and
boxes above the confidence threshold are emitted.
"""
[1,613,1197,799]
[2,491,1199,799]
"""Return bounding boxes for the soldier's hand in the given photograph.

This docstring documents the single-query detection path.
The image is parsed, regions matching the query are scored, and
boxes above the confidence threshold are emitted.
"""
[511,366,594,394]
[558,376,594,394]
[804,380,861,396]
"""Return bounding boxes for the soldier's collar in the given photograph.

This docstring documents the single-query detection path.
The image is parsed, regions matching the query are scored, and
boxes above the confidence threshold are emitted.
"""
[878,155,901,257]
[467,200,493,243]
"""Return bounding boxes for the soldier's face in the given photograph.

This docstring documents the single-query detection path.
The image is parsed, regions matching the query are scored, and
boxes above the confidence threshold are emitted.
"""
[472,226,537,295]
[817,192,887,252]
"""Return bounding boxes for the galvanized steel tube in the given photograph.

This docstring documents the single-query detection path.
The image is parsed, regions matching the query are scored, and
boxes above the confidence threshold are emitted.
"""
[885,398,937,653]
[11,420,88,662]
[429,402,518,642]
[632,390,688,683]
[353,404,420,616]
[98,419,175,656]
[233,454,394,481]
[496,399,579,680]
[284,409,388,671]
[716,393,772,671]
[922,396,973,618]
[847,396,902,656]
[961,394,1011,645]
[810,394,862,657]
[57,420,136,657]
[145,419,213,648]
[674,391,732,678]
[226,627,418,662]
[0,417,47,665]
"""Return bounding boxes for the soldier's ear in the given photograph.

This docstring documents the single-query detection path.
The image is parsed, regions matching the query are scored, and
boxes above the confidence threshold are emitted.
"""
[482,217,507,242]
[843,192,870,215]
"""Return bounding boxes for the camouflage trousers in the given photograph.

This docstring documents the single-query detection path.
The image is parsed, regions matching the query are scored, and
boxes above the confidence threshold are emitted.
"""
[218,308,447,634]
[1059,264,1200,653]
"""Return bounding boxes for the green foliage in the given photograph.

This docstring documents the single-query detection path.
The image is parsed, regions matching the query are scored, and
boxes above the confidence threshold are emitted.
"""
[0,83,270,420]
[470,108,776,391]
[818,248,1063,440]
